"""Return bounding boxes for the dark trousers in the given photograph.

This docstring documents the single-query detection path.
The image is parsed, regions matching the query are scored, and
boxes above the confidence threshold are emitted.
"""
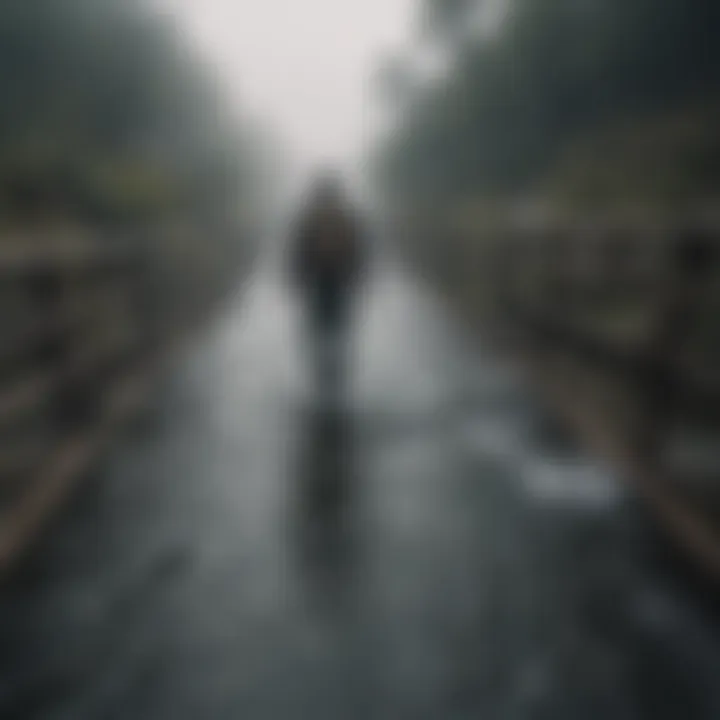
[305,285,353,393]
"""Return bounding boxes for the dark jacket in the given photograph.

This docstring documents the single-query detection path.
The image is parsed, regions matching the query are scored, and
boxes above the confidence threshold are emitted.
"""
[290,205,366,301]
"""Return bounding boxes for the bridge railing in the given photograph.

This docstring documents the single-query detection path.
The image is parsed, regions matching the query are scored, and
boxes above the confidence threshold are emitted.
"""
[424,216,720,576]
[0,234,238,576]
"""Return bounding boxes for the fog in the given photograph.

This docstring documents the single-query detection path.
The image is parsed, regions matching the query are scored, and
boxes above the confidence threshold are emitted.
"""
[1,1,720,718]
[156,0,415,176]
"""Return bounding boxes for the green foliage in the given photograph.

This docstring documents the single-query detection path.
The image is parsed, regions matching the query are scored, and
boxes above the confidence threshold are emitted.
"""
[546,106,720,208]
[0,0,268,230]
[377,0,720,211]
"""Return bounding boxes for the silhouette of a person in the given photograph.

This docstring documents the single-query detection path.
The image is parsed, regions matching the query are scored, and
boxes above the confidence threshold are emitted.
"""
[289,173,367,392]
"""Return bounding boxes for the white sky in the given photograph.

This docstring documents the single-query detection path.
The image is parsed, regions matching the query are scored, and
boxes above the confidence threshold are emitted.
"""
[154,0,416,176]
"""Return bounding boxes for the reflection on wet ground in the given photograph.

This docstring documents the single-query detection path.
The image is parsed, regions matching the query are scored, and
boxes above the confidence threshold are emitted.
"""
[296,398,359,616]
[0,268,718,719]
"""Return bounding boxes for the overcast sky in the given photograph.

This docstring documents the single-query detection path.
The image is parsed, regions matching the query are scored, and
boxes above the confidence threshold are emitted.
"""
[154,0,416,176]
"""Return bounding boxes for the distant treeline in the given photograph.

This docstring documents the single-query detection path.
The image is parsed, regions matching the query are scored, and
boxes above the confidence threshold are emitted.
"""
[375,0,720,211]
[0,0,272,230]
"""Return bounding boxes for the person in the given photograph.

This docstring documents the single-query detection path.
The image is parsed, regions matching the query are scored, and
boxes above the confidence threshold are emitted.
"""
[289,173,367,392]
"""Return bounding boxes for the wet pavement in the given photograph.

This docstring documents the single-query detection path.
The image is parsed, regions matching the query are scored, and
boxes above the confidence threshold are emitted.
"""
[0,266,718,719]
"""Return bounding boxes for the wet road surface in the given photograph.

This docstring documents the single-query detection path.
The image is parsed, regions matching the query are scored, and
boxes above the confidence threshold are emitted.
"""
[1,267,719,719]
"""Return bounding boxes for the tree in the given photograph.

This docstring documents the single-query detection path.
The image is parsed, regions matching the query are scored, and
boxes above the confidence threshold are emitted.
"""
[375,0,720,212]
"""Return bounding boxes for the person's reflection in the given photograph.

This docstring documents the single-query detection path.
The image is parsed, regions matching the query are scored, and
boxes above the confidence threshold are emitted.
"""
[296,399,359,616]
